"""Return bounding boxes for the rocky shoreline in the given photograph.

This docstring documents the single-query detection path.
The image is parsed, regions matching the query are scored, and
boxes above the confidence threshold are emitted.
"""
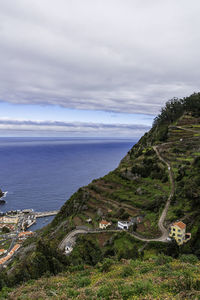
[0,189,5,204]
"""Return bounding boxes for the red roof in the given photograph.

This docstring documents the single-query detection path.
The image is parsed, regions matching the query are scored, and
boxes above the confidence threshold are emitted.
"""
[173,221,186,230]
[100,220,110,225]
[18,231,33,237]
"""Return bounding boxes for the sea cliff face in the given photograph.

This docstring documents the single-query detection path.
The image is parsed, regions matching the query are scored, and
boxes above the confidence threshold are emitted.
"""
[0,189,4,198]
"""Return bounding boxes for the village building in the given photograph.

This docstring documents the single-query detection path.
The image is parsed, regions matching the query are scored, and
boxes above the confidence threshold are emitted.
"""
[169,221,191,245]
[86,218,92,223]
[65,242,74,254]
[129,215,144,225]
[99,220,111,229]
[18,231,34,240]
[117,221,132,230]
[0,244,21,265]
[0,249,7,256]
[0,223,15,231]
[0,216,19,224]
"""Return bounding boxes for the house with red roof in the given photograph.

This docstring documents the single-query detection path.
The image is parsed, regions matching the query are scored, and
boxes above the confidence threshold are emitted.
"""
[99,220,111,229]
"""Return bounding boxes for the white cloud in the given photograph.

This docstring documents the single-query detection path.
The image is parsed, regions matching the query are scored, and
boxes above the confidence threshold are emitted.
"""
[0,118,150,137]
[0,0,200,114]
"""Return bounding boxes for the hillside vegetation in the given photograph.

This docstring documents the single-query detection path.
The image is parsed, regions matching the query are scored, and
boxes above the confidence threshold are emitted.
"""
[1,254,200,299]
[0,93,200,298]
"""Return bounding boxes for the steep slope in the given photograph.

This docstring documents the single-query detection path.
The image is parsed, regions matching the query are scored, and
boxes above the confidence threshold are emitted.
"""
[2,255,200,300]
[0,93,200,290]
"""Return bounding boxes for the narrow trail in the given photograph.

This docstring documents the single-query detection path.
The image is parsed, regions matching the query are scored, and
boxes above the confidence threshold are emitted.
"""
[59,143,175,250]
[126,145,175,243]
[175,126,200,134]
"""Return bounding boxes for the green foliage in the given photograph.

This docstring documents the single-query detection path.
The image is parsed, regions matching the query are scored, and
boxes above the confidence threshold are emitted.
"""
[66,288,80,298]
[76,276,91,288]
[113,233,139,260]
[97,284,113,299]
[98,258,114,272]
[131,155,168,182]
[121,265,133,277]
[153,93,200,128]
[70,235,102,266]
[1,227,10,234]
[155,254,173,265]
[1,255,200,299]
[179,254,199,264]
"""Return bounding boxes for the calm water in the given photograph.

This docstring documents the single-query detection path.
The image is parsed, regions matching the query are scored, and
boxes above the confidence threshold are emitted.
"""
[0,137,136,229]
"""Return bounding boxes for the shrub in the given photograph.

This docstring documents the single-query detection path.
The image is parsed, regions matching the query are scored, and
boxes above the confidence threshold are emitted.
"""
[97,284,113,299]
[66,288,80,298]
[76,276,91,288]
[121,266,133,278]
[155,254,173,265]
[98,258,114,272]
[119,284,135,299]
[179,254,199,265]
[132,280,153,296]
[2,226,10,233]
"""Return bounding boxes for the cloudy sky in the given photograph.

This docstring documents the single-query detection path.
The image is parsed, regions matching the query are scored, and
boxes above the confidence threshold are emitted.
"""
[0,0,199,137]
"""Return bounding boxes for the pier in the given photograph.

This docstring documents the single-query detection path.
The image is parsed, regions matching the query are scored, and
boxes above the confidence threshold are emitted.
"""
[34,210,59,218]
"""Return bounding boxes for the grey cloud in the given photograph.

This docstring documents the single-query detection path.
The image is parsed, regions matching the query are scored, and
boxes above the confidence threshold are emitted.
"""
[0,119,150,137]
[0,0,200,114]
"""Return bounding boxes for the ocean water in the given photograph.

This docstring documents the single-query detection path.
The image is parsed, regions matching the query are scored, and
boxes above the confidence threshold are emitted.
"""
[0,137,136,229]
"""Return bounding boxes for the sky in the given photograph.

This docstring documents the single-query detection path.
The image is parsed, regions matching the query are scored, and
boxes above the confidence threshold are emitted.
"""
[0,0,199,137]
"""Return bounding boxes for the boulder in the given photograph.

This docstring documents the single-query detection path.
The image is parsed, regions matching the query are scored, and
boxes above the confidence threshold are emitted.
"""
[0,189,4,198]
[135,187,144,195]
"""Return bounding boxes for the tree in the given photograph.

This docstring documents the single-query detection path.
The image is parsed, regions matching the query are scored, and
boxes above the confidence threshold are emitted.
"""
[2,226,10,233]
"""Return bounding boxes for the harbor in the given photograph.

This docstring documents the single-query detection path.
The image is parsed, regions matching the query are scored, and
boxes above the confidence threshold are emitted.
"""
[0,209,59,266]
[0,209,59,230]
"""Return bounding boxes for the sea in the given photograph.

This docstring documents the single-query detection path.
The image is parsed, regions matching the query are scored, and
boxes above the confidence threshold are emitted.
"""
[0,137,136,230]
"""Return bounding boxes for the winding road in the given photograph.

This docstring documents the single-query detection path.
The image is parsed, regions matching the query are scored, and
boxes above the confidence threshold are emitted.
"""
[59,142,175,251]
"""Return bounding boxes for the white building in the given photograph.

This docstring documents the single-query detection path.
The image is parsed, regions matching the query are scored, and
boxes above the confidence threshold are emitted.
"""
[0,249,7,256]
[65,243,74,254]
[117,221,132,230]
[0,216,19,224]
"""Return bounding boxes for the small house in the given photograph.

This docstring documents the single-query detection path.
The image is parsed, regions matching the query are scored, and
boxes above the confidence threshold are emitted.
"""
[0,216,19,224]
[86,218,92,223]
[0,249,6,256]
[169,221,191,245]
[18,231,33,240]
[117,221,132,230]
[65,242,73,254]
[99,220,111,229]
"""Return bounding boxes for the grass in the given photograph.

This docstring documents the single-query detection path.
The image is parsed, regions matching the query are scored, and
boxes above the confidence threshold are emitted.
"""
[1,257,200,299]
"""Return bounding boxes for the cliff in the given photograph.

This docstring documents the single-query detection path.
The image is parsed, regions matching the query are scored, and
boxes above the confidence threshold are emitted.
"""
[0,189,4,198]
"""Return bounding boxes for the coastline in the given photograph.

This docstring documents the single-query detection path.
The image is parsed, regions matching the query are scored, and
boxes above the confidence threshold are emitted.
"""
[0,191,6,204]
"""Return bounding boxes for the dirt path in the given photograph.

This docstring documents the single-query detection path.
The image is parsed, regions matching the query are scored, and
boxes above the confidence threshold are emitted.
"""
[175,126,200,134]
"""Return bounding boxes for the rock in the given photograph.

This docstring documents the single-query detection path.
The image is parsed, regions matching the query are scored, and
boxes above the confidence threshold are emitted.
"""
[97,208,103,217]
[0,189,4,198]
[82,205,88,211]
[154,184,161,190]
[121,170,140,181]
[135,187,144,195]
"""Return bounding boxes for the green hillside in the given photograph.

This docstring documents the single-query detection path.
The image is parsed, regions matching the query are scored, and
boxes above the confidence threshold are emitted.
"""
[0,93,200,298]
[1,255,200,299]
